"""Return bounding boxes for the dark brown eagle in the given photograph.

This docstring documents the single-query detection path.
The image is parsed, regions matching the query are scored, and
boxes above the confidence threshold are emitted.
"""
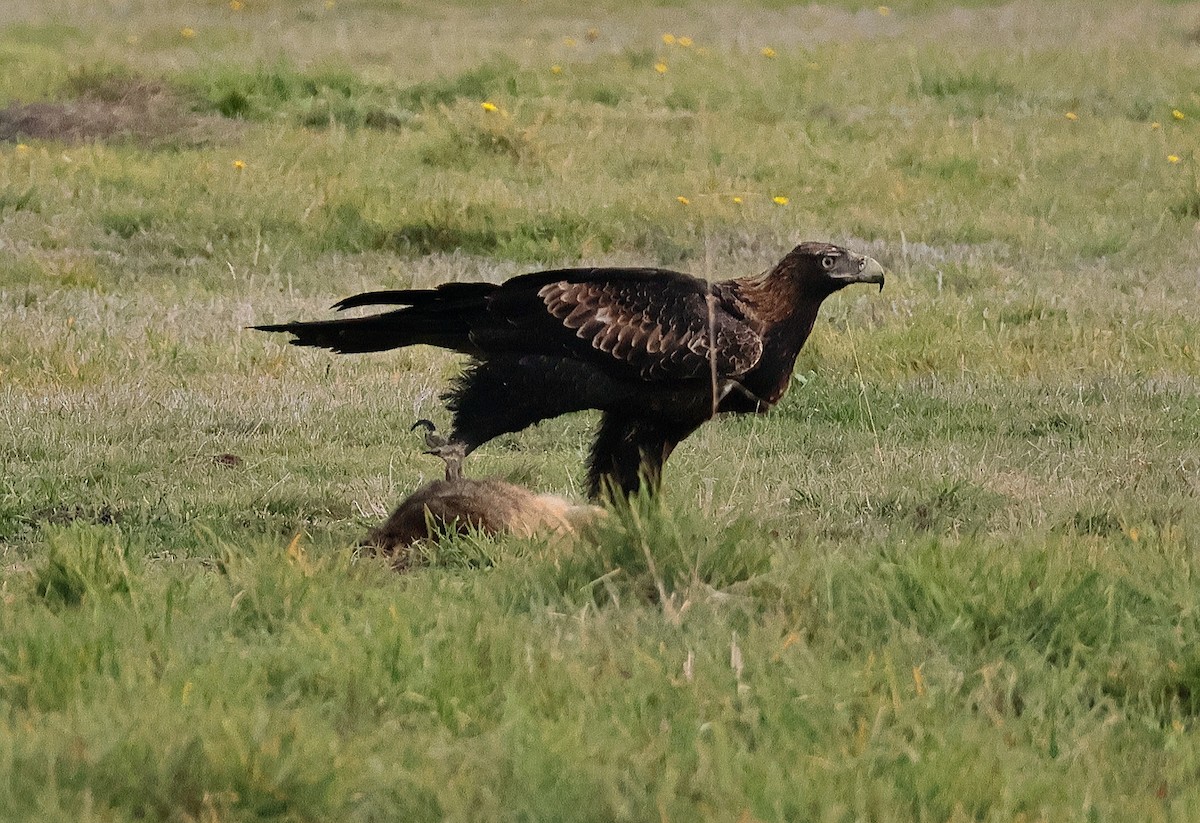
[254,241,884,498]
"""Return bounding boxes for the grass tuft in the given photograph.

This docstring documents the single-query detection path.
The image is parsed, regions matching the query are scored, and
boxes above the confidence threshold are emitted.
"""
[552,492,773,606]
[395,60,521,110]
[30,527,134,608]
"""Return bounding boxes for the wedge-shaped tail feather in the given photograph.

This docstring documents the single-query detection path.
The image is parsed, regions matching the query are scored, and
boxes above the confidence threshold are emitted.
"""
[252,282,500,354]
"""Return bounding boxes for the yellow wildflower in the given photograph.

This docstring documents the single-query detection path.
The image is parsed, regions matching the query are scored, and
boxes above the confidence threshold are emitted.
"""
[324,0,335,8]
[232,159,246,170]
[678,36,693,47]
[15,143,30,154]
[878,5,891,15]
[563,36,577,47]
[1173,109,1186,120]
[180,27,196,38]
[229,0,244,9]
[481,101,499,112]
[731,196,743,204]
[550,65,562,75]
[761,46,777,58]
[1168,155,1181,164]
[676,196,690,205]
[662,33,676,45]
[1151,121,1161,129]
[654,62,668,74]
[1064,111,1078,121]
[772,195,789,205]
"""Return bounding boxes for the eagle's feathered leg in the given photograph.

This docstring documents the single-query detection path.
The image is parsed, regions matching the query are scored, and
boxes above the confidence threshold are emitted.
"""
[587,413,704,500]
[443,356,623,459]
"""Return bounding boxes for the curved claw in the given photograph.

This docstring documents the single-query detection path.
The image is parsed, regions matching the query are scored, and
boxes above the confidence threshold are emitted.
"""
[424,442,466,482]
[411,418,447,449]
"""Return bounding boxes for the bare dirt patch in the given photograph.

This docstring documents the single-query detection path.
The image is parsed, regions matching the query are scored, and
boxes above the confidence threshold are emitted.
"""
[0,76,239,146]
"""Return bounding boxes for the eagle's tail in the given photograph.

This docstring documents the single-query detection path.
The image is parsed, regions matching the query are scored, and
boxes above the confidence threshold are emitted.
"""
[253,310,422,354]
[253,282,497,354]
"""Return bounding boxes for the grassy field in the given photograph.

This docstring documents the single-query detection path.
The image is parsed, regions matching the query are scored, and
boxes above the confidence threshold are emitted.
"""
[3,0,1200,819]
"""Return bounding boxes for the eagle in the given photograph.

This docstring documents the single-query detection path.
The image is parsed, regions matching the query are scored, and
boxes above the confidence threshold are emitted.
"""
[254,241,884,498]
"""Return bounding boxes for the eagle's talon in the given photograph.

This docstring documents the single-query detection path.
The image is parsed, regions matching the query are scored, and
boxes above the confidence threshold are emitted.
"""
[411,418,448,450]
[424,442,467,482]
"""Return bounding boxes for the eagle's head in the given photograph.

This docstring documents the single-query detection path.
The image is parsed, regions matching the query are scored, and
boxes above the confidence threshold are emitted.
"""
[779,241,886,296]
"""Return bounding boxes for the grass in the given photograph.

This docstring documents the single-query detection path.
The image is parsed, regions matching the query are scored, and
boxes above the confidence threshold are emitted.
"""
[2,0,1200,820]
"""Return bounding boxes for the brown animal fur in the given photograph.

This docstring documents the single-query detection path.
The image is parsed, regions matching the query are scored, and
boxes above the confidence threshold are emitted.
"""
[363,477,603,570]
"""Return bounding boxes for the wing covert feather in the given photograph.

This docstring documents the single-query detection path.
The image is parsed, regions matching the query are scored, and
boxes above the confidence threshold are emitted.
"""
[532,275,762,380]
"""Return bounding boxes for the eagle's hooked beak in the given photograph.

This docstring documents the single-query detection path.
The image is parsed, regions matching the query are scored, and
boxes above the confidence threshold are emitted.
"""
[845,255,886,292]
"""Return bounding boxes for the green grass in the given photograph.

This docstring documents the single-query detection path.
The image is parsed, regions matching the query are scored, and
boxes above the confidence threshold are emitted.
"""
[3,0,1200,820]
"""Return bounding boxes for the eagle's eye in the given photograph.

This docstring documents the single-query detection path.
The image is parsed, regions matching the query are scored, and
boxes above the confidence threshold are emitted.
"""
[820,255,837,271]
